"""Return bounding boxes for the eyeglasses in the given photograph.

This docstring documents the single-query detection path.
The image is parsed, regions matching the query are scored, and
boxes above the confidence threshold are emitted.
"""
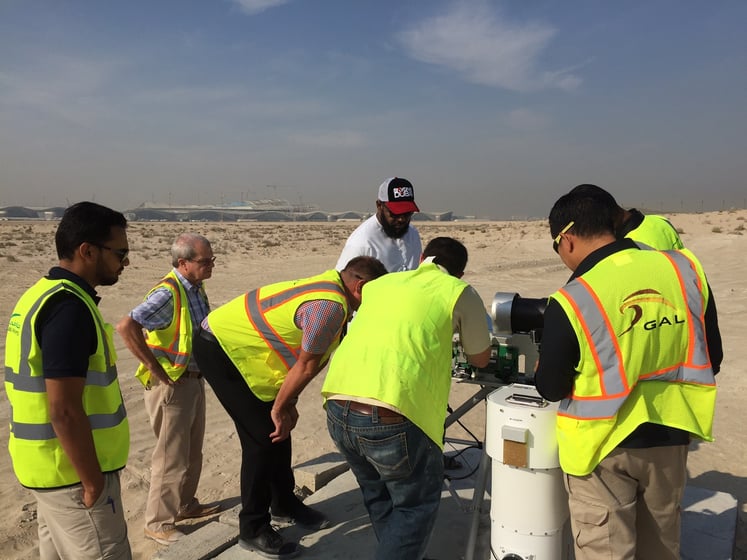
[93,244,129,263]
[552,221,574,253]
[189,256,216,266]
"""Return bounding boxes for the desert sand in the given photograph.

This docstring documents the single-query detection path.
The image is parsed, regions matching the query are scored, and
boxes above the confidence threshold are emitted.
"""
[0,211,745,560]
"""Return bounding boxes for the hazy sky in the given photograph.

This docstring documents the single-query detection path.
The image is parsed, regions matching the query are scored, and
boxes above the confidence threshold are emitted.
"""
[1,1,746,219]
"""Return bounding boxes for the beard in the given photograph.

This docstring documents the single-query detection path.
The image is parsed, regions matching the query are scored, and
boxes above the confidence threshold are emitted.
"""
[98,273,121,287]
[96,261,122,287]
[380,219,409,239]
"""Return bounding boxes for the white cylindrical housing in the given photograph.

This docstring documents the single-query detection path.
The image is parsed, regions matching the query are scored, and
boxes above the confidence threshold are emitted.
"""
[486,384,572,560]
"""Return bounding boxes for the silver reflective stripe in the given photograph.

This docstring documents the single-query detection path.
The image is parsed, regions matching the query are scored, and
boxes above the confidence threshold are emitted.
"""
[560,395,626,418]
[151,347,190,366]
[246,280,345,369]
[664,251,709,368]
[15,282,116,380]
[10,402,127,441]
[559,252,714,419]
[258,281,343,311]
[16,284,68,378]
[147,276,188,366]
[562,280,627,397]
[10,281,124,440]
[5,366,117,392]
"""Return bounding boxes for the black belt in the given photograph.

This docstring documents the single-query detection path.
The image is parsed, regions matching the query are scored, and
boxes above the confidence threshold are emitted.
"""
[198,328,219,344]
[331,399,405,424]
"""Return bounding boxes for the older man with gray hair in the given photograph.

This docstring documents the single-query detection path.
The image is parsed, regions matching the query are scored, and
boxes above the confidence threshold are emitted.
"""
[117,233,220,545]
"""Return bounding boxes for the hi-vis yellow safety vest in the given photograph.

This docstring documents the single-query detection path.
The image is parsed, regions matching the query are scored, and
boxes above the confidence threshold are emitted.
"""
[135,270,206,387]
[550,248,716,476]
[207,269,349,401]
[322,262,466,448]
[627,214,684,250]
[4,278,129,488]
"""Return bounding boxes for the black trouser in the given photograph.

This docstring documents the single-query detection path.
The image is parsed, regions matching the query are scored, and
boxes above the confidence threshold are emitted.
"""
[192,332,297,538]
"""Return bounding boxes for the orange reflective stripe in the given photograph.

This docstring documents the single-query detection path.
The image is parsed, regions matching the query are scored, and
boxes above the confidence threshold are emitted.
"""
[579,276,630,396]
[558,249,714,421]
[145,277,187,367]
[245,289,297,371]
[244,280,345,371]
[559,278,629,401]
[662,251,709,369]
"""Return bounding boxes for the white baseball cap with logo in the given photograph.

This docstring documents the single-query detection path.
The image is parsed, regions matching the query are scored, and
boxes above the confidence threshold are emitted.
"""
[377,177,419,214]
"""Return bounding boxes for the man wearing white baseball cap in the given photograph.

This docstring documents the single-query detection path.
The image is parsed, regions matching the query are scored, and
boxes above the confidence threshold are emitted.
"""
[335,177,422,272]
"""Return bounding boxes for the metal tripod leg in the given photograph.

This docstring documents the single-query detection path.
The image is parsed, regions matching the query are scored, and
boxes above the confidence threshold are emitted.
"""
[464,449,491,560]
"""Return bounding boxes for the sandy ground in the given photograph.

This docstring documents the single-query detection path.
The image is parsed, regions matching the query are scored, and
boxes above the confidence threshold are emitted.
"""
[0,211,745,560]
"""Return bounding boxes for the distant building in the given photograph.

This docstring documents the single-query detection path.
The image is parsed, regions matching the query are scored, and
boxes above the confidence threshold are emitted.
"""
[1,202,458,223]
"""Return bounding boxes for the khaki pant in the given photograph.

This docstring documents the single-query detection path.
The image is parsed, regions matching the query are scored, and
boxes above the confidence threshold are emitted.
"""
[34,471,131,560]
[144,376,206,532]
[565,445,688,560]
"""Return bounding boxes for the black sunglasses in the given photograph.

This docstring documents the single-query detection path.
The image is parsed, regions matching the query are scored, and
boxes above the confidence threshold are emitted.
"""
[93,244,129,263]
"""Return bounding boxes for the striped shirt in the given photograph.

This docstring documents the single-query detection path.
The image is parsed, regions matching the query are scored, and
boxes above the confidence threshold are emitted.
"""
[295,299,346,354]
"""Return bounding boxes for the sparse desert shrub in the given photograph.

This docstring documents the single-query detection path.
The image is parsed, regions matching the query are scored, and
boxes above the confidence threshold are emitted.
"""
[711,226,722,233]
[676,227,685,235]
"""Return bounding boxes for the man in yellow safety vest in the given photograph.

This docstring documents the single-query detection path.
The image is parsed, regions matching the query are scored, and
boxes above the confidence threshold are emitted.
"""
[535,190,722,560]
[192,256,387,559]
[117,233,221,546]
[4,202,132,559]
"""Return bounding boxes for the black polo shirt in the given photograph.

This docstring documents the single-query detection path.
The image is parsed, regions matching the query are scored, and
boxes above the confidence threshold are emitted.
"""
[35,267,99,379]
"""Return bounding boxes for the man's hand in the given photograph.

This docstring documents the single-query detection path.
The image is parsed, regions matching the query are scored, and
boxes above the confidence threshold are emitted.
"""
[116,315,176,386]
[81,476,105,508]
[150,363,176,386]
[269,405,297,443]
[269,348,324,443]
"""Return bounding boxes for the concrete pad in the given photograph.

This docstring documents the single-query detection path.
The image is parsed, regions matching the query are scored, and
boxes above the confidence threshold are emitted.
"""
[292,452,351,494]
[155,447,739,560]
[207,448,490,560]
[681,485,738,560]
[152,521,238,560]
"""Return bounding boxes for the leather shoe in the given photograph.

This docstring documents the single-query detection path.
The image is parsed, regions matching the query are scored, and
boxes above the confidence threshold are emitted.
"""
[238,525,299,559]
[144,527,184,545]
[176,500,221,521]
[271,502,330,530]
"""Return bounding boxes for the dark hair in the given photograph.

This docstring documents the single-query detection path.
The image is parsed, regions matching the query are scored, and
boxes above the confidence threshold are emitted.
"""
[422,237,468,277]
[569,184,624,227]
[342,256,388,281]
[549,190,616,240]
[568,184,620,209]
[55,201,128,260]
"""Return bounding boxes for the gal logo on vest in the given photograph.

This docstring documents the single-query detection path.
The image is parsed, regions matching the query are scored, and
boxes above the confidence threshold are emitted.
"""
[618,288,686,336]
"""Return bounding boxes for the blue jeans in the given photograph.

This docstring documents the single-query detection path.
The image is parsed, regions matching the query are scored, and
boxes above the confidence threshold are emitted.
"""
[326,399,443,560]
